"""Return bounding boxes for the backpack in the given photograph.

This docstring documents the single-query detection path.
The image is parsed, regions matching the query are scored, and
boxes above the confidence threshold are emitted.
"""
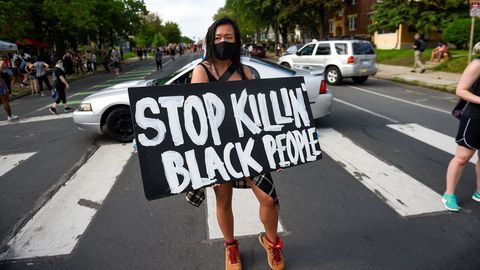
[19,58,26,71]
[418,39,427,52]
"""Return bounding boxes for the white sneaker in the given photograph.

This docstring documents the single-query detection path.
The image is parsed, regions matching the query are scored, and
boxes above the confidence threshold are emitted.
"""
[7,115,19,121]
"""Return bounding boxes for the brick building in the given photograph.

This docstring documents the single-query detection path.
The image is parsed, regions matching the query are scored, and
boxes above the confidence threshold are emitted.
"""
[325,0,376,38]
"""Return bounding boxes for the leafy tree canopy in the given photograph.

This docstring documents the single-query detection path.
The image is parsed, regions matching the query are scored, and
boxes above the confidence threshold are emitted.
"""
[369,0,468,34]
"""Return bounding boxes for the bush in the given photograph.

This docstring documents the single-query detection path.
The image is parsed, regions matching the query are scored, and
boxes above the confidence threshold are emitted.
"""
[443,18,480,49]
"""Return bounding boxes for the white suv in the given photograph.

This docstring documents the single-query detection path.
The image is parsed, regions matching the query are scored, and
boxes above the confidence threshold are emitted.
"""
[278,39,378,85]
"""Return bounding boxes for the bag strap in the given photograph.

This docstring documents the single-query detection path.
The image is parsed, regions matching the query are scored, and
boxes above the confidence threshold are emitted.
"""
[218,64,235,82]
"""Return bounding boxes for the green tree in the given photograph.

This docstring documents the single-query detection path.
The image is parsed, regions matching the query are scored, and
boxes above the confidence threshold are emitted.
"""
[369,0,468,35]
[0,0,33,42]
[163,22,181,44]
[443,18,480,49]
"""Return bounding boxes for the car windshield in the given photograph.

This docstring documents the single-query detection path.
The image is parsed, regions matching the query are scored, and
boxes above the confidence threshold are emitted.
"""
[352,42,375,55]
[147,61,195,86]
[249,57,296,75]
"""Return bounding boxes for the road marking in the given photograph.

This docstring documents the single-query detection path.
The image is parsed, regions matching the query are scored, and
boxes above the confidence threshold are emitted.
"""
[347,85,451,115]
[318,128,445,217]
[335,98,399,123]
[0,152,36,178]
[387,123,478,164]
[206,188,284,239]
[0,114,72,127]
[0,144,132,260]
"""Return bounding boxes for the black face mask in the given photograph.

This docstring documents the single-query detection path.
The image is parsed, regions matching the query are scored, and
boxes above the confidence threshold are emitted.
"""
[213,41,236,60]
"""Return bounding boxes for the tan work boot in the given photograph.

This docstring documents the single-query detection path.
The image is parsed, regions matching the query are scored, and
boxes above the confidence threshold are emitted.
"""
[225,239,242,270]
[258,232,285,270]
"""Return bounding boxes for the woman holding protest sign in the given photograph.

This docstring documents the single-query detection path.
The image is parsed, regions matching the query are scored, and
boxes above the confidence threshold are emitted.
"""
[188,17,285,270]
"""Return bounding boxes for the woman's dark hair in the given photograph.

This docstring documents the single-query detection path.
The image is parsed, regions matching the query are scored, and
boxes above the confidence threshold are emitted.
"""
[204,17,245,78]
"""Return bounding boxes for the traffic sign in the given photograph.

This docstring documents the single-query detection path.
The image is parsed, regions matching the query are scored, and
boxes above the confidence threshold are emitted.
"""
[471,1,480,17]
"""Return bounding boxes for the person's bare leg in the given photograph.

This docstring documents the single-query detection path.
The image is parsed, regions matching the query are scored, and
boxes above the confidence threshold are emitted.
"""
[476,152,480,193]
[214,182,235,242]
[0,94,12,116]
[247,178,278,242]
[446,145,475,194]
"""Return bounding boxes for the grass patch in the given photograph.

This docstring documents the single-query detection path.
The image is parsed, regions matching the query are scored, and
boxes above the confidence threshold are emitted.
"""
[376,48,471,73]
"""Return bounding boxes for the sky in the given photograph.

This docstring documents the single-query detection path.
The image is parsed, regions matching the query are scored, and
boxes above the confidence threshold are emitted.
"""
[144,0,225,41]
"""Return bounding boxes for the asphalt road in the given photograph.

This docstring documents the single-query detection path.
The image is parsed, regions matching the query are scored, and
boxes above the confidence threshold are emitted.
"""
[0,54,479,270]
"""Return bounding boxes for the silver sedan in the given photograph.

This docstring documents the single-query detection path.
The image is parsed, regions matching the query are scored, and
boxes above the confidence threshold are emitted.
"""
[73,57,333,142]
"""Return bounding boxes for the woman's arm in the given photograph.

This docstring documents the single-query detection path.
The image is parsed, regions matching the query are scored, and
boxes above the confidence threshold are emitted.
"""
[59,75,69,89]
[456,60,480,105]
[242,65,254,80]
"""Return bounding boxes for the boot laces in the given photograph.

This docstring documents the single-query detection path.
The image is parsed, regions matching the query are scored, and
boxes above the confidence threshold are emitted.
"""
[267,237,283,264]
[226,242,239,264]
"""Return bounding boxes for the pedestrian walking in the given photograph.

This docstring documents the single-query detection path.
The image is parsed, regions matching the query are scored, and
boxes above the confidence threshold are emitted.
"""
[411,33,426,73]
[33,58,53,96]
[155,48,162,72]
[86,50,93,73]
[49,59,73,114]
[442,42,480,212]
[188,17,285,270]
[0,60,18,121]
[91,51,97,73]
[0,61,14,95]
[62,52,74,75]
[25,60,39,95]
[110,49,120,76]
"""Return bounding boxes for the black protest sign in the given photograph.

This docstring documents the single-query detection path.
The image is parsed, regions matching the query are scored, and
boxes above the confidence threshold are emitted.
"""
[128,77,322,200]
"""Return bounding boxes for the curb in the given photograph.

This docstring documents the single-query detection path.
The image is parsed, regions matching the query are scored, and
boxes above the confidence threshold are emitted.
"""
[374,74,456,94]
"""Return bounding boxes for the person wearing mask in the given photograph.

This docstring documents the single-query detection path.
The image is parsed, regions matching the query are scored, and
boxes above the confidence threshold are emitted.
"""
[443,42,480,211]
[49,59,72,114]
[0,60,18,121]
[34,58,53,96]
[188,17,285,270]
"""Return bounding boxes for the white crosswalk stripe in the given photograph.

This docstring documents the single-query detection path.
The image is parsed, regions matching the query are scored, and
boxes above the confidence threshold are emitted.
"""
[0,152,36,178]
[387,123,478,164]
[318,127,445,217]
[0,144,132,260]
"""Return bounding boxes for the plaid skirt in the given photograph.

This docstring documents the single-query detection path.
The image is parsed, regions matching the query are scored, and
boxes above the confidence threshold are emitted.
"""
[185,173,278,207]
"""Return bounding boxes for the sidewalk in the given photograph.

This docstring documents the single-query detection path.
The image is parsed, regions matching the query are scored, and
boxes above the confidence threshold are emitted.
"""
[375,64,460,93]
[265,52,460,93]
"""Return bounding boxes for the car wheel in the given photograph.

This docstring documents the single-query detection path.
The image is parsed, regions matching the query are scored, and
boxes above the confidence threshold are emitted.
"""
[280,62,291,68]
[352,76,368,84]
[105,107,134,142]
[325,66,342,85]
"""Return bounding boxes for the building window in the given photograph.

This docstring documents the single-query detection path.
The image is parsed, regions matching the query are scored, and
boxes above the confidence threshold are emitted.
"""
[348,15,357,31]
[329,19,334,34]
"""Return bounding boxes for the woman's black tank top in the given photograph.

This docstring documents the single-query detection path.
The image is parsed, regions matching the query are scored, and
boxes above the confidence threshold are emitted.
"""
[198,62,246,82]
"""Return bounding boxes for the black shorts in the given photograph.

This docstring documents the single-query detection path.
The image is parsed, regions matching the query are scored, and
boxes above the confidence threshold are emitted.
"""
[456,116,480,150]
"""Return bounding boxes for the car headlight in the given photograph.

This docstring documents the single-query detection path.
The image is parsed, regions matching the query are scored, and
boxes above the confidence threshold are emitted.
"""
[78,103,92,112]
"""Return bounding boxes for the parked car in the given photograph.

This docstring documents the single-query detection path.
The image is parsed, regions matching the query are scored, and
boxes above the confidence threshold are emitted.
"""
[283,44,303,56]
[73,57,332,142]
[278,39,378,85]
